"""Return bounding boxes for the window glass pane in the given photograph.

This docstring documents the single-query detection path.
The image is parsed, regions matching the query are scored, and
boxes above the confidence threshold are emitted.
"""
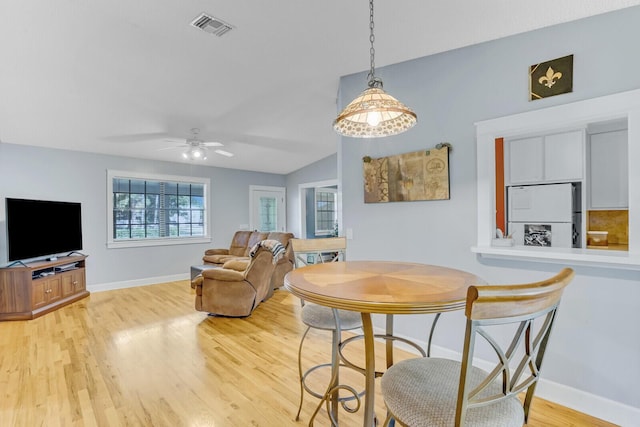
[115,225,130,239]
[192,184,204,197]
[259,196,277,232]
[178,210,191,223]
[146,225,159,237]
[114,179,129,193]
[130,180,145,193]
[145,209,159,224]
[191,209,203,222]
[178,183,191,195]
[114,193,129,209]
[178,195,190,209]
[131,225,145,238]
[164,183,178,195]
[146,181,161,194]
[130,194,145,209]
[110,174,208,243]
[191,195,204,209]
[114,209,130,224]
[130,209,145,224]
[146,194,159,208]
[166,195,178,209]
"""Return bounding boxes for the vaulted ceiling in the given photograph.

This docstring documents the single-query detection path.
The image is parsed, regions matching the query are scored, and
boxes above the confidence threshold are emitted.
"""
[2,1,640,174]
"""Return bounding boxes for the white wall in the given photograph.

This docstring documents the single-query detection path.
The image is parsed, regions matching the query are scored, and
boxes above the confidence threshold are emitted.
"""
[0,143,285,289]
[338,6,640,425]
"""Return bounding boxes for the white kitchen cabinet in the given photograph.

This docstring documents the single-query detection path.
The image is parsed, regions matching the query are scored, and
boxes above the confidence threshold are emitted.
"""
[508,136,544,184]
[507,130,583,185]
[589,129,628,209]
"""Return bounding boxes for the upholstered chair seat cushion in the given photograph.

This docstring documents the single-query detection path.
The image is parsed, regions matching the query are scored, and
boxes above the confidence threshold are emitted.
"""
[301,302,362,331]
[381,358,524,427]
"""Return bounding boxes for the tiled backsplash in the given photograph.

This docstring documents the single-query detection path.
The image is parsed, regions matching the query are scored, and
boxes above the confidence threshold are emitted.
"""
[587,210,628,244]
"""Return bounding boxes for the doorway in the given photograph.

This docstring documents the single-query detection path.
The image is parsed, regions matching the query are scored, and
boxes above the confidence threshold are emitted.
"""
[249,185,286,232]
[298,179,339,239]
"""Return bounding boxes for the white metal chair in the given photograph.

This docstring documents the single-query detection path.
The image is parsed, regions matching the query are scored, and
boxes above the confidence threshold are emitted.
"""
[290,237,363,426]
[380,268,575,427]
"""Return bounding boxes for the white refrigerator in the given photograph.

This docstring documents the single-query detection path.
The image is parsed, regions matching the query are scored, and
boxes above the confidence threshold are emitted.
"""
[507,183,581,248]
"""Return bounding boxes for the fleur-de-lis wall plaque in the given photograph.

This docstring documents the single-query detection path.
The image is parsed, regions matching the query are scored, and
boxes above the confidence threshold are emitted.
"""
[529,54,573,101]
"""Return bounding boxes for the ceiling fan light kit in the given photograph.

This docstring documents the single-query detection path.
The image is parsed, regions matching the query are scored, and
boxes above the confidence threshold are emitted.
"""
[183,145,208,160]
[333,0,417,138]
[175,128,234,161]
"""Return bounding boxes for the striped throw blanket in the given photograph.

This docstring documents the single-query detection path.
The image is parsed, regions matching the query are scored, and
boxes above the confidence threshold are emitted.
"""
[249,239,286,264]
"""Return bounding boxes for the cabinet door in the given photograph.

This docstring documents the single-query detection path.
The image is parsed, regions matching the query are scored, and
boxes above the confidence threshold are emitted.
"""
[47,277,62,304]
[544,130,584,181]
[32,280,48,310]
[61,274,75,298]
[61,271,85,297]
[508,136,544,184]
[74,270,86,292]
[590,129,628,208]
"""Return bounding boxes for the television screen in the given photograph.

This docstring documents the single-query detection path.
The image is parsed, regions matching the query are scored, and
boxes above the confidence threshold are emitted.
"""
[6,198,83,262]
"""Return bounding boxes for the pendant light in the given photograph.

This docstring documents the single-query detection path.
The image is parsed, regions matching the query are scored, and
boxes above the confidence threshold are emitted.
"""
[333,0,417,138]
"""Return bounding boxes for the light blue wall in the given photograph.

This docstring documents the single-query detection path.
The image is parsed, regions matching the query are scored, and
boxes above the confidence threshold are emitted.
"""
[338,6,640,422]
[285,153,337,238]
[0,143,285,286]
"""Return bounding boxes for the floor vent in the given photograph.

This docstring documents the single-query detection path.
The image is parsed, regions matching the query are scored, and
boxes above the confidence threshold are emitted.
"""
[190,13,234,37]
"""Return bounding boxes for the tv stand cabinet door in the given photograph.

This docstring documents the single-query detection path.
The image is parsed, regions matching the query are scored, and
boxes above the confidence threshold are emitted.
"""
[31,277,62,309]
[61,270,85,298]
[32,280,48,310]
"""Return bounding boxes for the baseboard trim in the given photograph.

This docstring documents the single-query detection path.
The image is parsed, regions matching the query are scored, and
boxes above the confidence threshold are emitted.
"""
[88,274,189,293]
[371,326,638,426]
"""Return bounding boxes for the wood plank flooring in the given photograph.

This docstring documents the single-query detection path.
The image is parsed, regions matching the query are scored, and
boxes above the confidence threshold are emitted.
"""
[0,280,618,426]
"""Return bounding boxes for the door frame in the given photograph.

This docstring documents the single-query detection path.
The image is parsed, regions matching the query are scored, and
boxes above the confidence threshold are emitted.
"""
[249,185,286,232]
[298,179,339,239]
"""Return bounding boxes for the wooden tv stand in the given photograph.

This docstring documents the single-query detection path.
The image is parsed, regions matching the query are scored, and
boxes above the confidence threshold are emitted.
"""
[0,255,89,321]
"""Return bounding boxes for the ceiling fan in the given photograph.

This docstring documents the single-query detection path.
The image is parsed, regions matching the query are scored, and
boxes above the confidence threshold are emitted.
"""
[160,128,234,160]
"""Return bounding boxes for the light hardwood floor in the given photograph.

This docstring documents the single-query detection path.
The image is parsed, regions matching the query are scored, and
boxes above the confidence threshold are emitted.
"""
[0,280,617,427]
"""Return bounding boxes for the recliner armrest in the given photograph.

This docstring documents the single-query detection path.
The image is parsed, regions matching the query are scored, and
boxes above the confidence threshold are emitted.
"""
[202,268,245,282]
[223,259,250,271]
[205,248,230,256]
[191,274,203,289]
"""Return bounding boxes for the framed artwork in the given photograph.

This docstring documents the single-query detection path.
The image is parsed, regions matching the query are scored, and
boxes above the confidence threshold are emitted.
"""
[529,54,573,101]
[363,144,450,203]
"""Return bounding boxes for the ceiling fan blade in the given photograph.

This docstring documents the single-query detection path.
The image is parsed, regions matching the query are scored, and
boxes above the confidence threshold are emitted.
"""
[157,145,186,151]
[102,132,172,143]
[201,142,224,147]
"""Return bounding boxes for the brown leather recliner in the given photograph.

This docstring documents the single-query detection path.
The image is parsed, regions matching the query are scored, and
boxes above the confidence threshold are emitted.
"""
[191,245,278,317]
[202,230,295,299]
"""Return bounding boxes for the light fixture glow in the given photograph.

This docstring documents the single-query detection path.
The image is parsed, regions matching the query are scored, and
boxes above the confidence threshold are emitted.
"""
[183,145,208,161]
[333,0,417,138]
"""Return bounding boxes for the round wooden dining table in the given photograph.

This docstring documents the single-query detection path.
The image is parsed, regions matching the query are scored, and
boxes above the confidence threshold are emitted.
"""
[284,260,485,427]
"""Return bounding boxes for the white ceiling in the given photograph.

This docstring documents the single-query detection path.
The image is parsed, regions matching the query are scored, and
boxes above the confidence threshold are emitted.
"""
[2,1,640,174]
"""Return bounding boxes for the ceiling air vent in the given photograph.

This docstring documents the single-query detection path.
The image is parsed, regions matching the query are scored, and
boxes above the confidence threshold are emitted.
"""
[190,13,234,37]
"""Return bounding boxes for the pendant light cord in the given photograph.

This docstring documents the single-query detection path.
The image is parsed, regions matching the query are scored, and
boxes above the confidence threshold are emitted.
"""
[367,0,382,88]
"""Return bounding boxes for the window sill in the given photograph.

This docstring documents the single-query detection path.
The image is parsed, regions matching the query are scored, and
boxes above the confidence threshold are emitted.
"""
[471,245,640,270]
[107,236,211,249]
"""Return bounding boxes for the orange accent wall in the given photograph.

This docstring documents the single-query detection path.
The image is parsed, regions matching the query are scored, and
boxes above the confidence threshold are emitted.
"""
[495,138,505,234]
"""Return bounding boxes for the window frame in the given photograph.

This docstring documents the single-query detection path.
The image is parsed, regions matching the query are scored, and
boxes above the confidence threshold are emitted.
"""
[107,170,211,249]
[314,187,337,236]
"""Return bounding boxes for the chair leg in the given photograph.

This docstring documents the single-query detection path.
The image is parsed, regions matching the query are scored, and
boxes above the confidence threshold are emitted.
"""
[296,325,313,421]
[308,328,341,426]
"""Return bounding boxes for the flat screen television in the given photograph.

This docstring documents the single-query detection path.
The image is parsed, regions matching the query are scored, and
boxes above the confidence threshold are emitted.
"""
[6,198,83,262]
